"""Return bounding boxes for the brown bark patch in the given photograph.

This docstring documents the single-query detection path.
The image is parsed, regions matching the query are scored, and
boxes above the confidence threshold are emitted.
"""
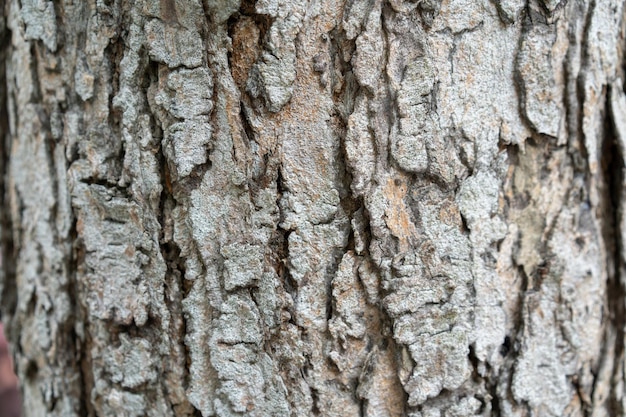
[230,17,261,92]
[384,177,417,250]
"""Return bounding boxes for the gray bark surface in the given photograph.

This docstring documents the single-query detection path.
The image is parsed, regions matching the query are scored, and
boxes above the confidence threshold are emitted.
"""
[0,0,625,416]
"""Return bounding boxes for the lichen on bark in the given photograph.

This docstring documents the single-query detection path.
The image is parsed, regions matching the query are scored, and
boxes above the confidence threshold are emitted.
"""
[0,0,626,416]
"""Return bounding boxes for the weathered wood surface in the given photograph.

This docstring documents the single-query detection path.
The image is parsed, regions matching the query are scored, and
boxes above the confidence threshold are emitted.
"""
[0,0,625,415]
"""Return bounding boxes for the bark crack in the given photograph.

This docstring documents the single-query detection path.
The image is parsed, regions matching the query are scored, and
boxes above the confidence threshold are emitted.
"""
[0,19,15,322]
[595,86,626,416]
[156,112,200,416]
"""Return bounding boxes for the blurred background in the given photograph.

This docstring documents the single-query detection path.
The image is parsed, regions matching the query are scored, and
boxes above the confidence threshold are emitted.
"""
[0,322,20,417]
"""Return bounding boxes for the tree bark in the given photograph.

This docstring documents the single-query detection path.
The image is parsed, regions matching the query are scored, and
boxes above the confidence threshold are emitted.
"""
[0,0,625,416]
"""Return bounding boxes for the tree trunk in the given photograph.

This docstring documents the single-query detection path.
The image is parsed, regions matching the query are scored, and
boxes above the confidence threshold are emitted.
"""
[0,0,625,415]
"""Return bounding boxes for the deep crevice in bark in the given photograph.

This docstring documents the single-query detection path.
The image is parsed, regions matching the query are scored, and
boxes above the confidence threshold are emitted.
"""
[76,254,96,417]
[239,100,255,143]
[28,43,42,102]
[105,40,124,134]
[275,167,297,322]
[562,2,588,174]
[66,210,88,416]
[597,90,625,416]
[572,0,596,178]
[156,111,199,416]
[226,0,273,39]
[0,18,15,323]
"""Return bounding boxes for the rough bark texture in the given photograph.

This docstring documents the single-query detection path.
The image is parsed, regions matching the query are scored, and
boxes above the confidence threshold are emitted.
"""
[0,0,625,416]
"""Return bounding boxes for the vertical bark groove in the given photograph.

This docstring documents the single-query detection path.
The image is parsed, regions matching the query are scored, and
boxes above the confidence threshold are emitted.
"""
[604,85,626,416]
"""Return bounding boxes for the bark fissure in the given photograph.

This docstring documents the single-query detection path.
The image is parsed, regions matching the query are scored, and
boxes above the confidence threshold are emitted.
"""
[599,87,626,415]
[0,15,15,324]
[72,233,90,417]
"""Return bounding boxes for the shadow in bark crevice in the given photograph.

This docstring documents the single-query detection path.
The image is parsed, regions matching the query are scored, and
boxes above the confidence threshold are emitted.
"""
[595,86,626,416]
